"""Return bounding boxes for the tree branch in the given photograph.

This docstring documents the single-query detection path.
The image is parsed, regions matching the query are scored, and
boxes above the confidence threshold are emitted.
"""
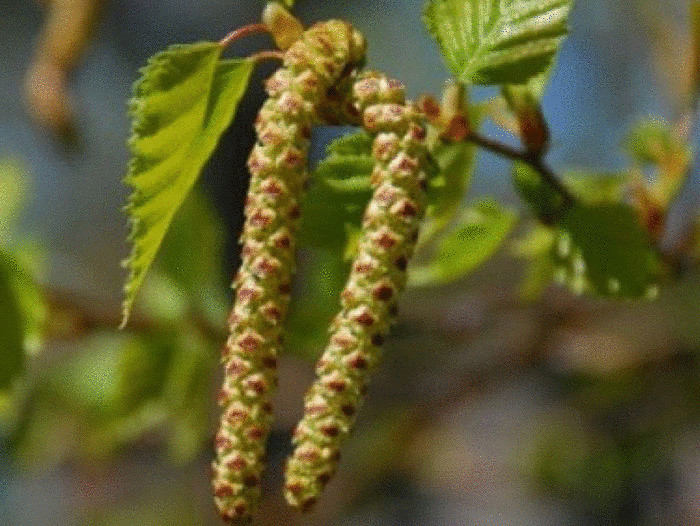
[418,94,576,209]
[465,130,576,207]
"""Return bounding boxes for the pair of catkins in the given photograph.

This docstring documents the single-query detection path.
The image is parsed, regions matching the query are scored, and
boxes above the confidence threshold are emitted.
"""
[212,7,431,523]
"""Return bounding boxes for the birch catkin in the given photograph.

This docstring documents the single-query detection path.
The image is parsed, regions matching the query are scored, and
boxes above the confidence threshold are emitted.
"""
[285,71,429,510]
[212,22,365,524]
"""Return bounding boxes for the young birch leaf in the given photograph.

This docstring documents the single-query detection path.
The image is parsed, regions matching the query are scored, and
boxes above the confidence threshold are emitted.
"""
[515,170,660,300]
[424,0,572,85]
[425,139,477,232]
[299,131,374,251]
[512,224,557,301]
[5,253,46,356]
[624,119,684,166]
[122,43,254,326]
[409,199,517,286]
[554,203,661,299]
[315,131,375,192]
[624,118,693,206]
[301,129,468,253]
[314,156,374,194]
[301,127,481,258]
[564,171,627,204]
[324,129,374,155]
[512,161,566,222]
[157,190,229,326]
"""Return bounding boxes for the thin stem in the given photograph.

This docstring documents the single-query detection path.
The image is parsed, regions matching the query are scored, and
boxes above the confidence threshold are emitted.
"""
[250,50,284,64]
[465,130,576,207]
[219,23,269,49]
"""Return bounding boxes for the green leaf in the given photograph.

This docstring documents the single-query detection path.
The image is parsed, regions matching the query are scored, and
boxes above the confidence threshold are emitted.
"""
[0,160,28,238]
[162,328,214,463]
[300,131,374,251]
[624,119,684,166]
[424,139,477,231]
[553,203,661,298]
[0,253,24,389]
[21,327,217,463]
[313,156,374,194]
[294,133,375,356]
[301,128,475,255]
[564,171,627,204]
[286,249,349,359]
[325,129,374,157]
[502,48,558,108]
[133,272,190,326]
[0,163,46,357]
[512,224,556,301]
[303,129,410,254]
[515,169,660,299]
[314,131,375,193]
[121,42,254,326]
[156,190,229,325]
[409,199,517,286]
[512,161,566,222]
[514,163,628,220]
[47,332,170,417]
[424,0,572,85]
[299,178,371,252]
[4,253,46,356]
[624,118,693,206]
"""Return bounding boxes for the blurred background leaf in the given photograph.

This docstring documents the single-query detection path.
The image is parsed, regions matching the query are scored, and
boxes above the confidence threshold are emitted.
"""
[0,160,29,242]
[0,253,24,390]
[624,118,694,206]
[410,199,516,286]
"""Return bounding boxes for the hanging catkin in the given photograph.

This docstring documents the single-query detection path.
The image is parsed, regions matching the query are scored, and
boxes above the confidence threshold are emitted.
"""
[212,21,366,523]
[284,71,430,511]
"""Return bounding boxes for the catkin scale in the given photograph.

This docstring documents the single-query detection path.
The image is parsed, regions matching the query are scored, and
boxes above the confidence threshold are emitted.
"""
[213,21,365,524]
[284,72,430,510]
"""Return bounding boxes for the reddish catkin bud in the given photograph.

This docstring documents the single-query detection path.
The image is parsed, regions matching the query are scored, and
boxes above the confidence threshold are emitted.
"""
[212,20,366,524]
[284,71,429,511]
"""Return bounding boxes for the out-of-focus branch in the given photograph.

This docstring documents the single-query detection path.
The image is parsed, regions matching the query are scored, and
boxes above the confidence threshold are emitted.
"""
[43,285,225,342]
[25,0,103,139]
[465,130,575,207]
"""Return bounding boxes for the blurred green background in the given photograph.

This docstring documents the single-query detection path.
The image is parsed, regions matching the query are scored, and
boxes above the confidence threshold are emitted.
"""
[1,0,699,524]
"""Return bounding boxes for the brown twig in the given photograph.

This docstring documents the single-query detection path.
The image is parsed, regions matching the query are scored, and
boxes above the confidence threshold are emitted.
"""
[43,285,225,343]
[219,23,269,49]
[465,131,576,207]
[418,94,576,209]
[250,50,285,64]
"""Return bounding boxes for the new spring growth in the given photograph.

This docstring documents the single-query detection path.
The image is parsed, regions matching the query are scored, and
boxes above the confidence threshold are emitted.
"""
[212,18,366,524]
[417,81,470,142]
[284,70,429,512]
[263,2,304,51]
[502,85,550,158]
